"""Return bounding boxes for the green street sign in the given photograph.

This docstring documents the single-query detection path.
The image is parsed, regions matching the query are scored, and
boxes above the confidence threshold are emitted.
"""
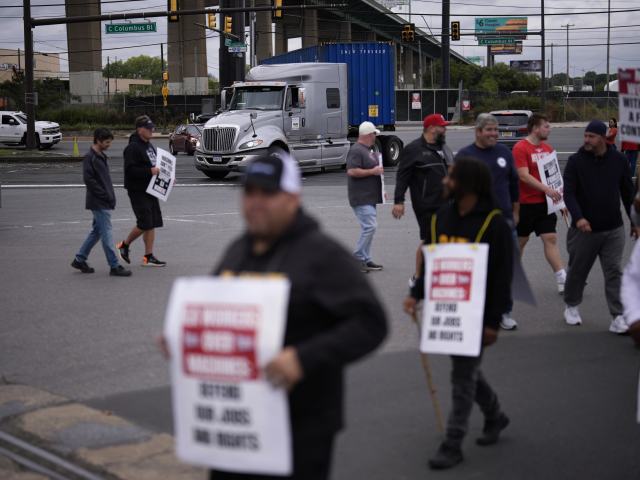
[224,38,232,46]
[105,23,157,34]
[478,37,517,46]
[228,41,247,53]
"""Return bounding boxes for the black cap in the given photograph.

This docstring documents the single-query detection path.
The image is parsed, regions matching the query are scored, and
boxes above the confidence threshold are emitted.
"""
[585,120,607,137]
[135,115,155,130]
[243,152,301,194]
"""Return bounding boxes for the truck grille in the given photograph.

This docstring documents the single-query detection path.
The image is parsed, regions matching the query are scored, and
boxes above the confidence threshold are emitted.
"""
[203,127,236,153]
[43,127,60,134]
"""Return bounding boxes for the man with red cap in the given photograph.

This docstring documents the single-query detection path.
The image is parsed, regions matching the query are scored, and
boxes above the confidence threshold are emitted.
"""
[393,113,453,283]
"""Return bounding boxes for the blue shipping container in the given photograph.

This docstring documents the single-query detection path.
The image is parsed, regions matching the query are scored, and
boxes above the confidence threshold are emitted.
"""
[260,42,395,127]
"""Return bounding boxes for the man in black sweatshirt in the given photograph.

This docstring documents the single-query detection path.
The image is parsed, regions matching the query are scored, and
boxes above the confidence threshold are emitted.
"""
[562,120,638,332]
[210,153,388,480]
[117,115,166,267]
[404,157,513,470]
[72,128,131,277]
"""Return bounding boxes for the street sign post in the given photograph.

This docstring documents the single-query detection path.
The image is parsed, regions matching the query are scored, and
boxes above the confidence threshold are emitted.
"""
[228,42,247,53]
[105,22,157,34]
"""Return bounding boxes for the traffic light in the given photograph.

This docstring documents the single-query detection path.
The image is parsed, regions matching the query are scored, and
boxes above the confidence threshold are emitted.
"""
[208,12,216,29]
[274,0,283,18]
[168,0,178,23]
[451,21,460,41]
[401,24,415,42]
[224,16,232,34]
[162,71,169,82]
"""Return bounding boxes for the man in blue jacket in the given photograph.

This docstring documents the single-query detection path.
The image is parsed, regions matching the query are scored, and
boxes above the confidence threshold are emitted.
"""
[456,113,520,330]
[72,128,131,277]
[562,120,638,332]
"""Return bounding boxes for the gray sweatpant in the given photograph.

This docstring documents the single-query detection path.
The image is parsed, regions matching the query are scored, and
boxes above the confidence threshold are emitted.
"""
[564,226,625,316]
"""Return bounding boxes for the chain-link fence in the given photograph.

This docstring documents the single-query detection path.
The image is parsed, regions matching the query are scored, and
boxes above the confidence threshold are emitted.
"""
[562,96,619,122]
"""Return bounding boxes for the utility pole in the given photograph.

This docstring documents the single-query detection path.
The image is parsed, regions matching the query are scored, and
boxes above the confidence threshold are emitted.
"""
[606,0,611,115]
[106,56,110,102]
[219,0,246,88]
[562,23,574,93]
[441,0,450,88]
[540,0,546,110]
[23,0,36,150]
[550,43,554,81]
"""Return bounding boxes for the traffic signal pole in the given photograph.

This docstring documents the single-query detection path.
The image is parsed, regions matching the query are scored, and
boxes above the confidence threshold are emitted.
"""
[441,0,450,88]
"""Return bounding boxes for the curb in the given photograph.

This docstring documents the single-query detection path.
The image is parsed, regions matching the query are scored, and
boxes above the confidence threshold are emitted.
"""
[0,383,206,480]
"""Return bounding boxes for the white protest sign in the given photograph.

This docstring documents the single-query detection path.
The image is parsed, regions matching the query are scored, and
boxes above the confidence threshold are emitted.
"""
[619,68,640,143]
[146,147,176,202]
[420,243,488,357]
[535,150,566,214]
[164,276,292,475]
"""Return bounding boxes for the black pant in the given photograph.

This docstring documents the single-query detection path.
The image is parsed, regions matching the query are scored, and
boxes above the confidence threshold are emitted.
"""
[210,432,335,480]
[445,355,501,447]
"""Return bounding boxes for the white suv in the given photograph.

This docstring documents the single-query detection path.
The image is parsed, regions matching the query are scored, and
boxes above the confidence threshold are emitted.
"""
[0,111,62,149]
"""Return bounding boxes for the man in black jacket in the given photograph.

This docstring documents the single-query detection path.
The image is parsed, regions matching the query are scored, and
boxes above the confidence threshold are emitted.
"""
[210,153,388,480]
[72,128,131,277]
[393,113,453,281]
[404,157,513,470]
[562,120,638,332]
[117,115,166,267]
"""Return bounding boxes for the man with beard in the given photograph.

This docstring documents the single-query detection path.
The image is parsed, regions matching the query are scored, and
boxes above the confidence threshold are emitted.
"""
[562,120,638,332]
[393,113,453,283]
[513,113,567,294]
[403,157,513,470]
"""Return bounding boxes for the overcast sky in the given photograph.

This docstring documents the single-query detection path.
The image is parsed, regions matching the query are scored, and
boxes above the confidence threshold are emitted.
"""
[0,0,638,79]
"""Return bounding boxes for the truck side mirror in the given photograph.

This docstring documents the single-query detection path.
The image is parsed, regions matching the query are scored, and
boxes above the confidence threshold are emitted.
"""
[220,90,227,110]
[297,88,306,108]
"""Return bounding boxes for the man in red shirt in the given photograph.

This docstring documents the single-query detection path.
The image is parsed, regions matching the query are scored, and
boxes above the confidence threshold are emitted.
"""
[513,113,567,293]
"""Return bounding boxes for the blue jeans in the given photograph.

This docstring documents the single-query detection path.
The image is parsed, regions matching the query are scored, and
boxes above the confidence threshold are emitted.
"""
[76,209,119,268]
[624,149,638,177]
[352,204,377,263]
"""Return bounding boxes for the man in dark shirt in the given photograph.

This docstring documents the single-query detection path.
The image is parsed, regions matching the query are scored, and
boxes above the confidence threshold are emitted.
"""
[211,152,388,479]
[562,120,638,332]
[456,113,520,330]
[71,128,131,277]
[404,157,513,470]
[346,121,384,272]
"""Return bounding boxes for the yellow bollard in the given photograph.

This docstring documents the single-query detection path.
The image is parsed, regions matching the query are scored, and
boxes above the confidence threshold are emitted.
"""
[72,136,80,156]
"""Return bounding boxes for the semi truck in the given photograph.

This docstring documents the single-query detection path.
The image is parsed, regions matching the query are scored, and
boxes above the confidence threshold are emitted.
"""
[194,42,404,180]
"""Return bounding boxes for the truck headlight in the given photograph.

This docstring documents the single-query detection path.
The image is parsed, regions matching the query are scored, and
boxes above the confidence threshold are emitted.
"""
[238,139,264,150]
[195,139,201,149]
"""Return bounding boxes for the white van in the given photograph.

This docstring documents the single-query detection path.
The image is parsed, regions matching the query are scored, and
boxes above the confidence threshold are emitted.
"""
[0,111,62,149]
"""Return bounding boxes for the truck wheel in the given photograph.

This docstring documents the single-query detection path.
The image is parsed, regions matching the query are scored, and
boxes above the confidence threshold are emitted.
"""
[203,171,228,180]
[380,135,403,167]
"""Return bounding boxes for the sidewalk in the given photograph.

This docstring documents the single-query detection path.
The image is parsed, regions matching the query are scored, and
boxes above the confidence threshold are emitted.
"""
[0,383,206,480]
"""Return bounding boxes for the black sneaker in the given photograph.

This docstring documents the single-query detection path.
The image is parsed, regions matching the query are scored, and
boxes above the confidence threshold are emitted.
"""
[142,254,167,267]
[117,241,130,264]
[71,259,95,273]
[365,261,383,271]
[476,413,510,446]
[110,265,132,277]
[428,443,463,470]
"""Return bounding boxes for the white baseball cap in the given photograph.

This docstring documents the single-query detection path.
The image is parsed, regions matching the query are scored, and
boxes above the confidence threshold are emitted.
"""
[359,121,380,136]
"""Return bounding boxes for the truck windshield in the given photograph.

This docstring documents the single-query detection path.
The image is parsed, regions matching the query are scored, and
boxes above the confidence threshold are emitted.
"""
[229,86,284,111]
[15,114,27,124]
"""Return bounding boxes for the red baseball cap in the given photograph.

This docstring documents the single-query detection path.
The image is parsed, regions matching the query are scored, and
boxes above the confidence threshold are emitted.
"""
[423,113,449,128]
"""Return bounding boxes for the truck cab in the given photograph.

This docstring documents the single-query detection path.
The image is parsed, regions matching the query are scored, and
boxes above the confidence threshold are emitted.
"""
[0,111,62,149]
[194,63,351,180]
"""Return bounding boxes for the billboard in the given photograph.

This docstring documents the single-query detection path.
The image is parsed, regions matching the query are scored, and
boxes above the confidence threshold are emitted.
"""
[475,17,528,41]
[510,60,542,72]
[490,42,523,55]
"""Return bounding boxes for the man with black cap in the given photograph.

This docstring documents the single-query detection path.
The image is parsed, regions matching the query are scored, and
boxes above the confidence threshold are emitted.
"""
[117,115,167,267]
[562,119,638,332]
[392,113,453,283]
[210,152,388,479]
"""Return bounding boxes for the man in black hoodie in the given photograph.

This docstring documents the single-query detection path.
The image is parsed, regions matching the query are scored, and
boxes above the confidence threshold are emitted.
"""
[562,120,638,332]
[404,157,513,470]
[117,115,166,267]
[210,153,388,480]
[72,128,131,277]
[393,113,453,282]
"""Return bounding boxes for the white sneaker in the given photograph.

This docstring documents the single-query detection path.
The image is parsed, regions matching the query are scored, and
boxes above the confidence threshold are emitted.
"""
[500,313,518,330]
[564,306,582,326]
[609,315,629,334]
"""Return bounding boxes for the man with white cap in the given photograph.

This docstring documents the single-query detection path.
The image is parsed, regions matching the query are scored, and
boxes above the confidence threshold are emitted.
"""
[346,121,385,272]
[210,152,388,480]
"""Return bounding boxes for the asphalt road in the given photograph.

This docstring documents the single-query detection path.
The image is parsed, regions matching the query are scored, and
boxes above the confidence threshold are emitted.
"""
[0,126,585,187]
[1,165,639,479]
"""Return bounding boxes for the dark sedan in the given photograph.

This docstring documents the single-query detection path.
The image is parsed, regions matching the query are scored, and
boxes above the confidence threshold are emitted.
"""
[169,124,202,155]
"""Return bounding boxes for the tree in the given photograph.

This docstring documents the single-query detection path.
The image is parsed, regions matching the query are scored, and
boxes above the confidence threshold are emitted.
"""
[103,55,163,85]
[208,74,219,94]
